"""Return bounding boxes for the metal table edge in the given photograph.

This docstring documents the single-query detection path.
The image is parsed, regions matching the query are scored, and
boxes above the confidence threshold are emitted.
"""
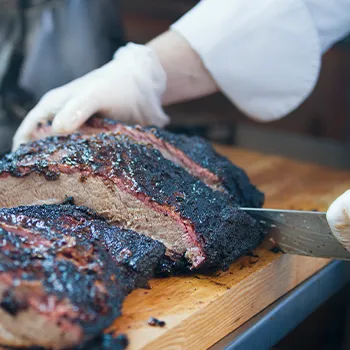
[210,260,350,350]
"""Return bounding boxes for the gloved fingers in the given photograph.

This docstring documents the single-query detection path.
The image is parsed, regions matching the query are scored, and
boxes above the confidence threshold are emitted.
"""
[51,93,100,134]
[326,190,350,253]
[12,111,51,151]
[143,103,170,127]
[12,104,58,151]
[12,89,70,150]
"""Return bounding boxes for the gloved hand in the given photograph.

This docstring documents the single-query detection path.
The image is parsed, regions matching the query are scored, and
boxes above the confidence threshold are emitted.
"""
[327,190,350,253]
[12,43,169,150]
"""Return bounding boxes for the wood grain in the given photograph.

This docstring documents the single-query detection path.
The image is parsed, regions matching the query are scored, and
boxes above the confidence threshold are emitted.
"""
[108,148,350,350]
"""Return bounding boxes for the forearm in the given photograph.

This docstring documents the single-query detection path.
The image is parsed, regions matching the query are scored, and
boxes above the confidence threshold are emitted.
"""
[151,0,350,122]
[146,30,219,105]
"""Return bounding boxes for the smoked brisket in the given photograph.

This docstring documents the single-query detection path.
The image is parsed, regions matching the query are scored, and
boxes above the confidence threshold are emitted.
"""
[0,204,165,349]
[33,116,264,207]
[0,132,265,271]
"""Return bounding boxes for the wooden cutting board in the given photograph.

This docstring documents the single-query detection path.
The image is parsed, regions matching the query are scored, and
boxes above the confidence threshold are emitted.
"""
[110,147,350,350]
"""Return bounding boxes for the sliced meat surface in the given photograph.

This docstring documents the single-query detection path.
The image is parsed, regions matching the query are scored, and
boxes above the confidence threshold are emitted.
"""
[33,117,264,207]
[0,204,165,349]
[0,133,265,271]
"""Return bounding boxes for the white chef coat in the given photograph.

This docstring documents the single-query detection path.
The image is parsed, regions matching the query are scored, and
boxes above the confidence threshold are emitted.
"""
[171,0,350,122]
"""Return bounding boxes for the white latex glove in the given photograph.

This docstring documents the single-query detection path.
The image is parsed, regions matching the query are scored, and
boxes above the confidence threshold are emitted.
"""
[12,43,169,150]
[327,190,350,253]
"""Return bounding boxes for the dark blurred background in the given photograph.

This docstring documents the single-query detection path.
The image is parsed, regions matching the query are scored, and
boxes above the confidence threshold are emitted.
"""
[0,2,349,348]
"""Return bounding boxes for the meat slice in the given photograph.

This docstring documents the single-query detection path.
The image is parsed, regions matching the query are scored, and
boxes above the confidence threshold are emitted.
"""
[33,117,264,207]
[0,133,265,271]
[0,204,165,349]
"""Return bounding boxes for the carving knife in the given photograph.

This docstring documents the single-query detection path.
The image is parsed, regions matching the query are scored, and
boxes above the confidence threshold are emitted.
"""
[240,208,350,260]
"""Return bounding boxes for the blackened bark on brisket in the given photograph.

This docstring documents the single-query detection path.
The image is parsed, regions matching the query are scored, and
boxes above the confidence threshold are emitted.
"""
[0,204,165,349]
[144,126,264,207]
[0,132,266,271]
[0,204,165,288]
[2,334,129,350]
[75,333,129,350]
[87,117,264,207]
[34,116,264,207]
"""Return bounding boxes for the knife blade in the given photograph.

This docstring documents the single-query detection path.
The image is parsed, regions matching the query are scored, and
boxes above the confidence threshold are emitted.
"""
[240,207,350,261]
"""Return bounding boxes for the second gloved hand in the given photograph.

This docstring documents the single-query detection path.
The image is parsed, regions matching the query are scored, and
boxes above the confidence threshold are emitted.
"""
[12,43,169,150]
[327,190,350,253]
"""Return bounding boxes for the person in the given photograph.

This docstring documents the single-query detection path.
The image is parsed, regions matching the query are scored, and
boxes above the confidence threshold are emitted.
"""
[11,0,350,252]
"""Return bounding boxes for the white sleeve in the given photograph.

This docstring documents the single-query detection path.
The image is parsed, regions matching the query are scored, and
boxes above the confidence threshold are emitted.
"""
[170,0,350,122]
